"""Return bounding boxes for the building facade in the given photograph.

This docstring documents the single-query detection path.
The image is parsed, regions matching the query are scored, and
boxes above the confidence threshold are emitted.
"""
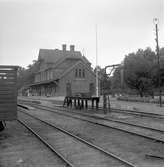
[28,44,96,97]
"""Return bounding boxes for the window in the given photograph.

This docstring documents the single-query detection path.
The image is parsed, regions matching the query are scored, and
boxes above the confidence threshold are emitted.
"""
[79,69,81,77]
[43,72,46,81]
[47,70,49,80]
[75,68,85,78]
[39,73,41,82]
[50,71,52,80]
[82,69,85,78]
[75,69,78,77]
[41,73,43,81]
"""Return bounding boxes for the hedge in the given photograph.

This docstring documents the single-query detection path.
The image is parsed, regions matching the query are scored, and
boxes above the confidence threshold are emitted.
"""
[117,96,164,104]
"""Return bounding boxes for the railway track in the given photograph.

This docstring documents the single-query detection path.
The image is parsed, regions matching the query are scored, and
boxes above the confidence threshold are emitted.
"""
[17,119,75,167]
[18,104,164,166]
[18,108,136,167]
[1,120,71,167]
[18,102,164,143]
[17,119,74,167]
[81,106,164,119]
[106,107,164,119]
[18,98,164,119]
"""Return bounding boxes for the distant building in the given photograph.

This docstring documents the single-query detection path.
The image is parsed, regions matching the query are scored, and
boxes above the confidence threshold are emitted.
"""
[28,44,96,97]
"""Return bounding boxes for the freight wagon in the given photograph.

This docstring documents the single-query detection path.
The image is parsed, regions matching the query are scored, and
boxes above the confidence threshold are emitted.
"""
[0,65,18,131]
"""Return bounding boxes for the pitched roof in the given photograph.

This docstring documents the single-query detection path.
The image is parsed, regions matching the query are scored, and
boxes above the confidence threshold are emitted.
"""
[36,47,92,78]
[38,49,65,63]
[38,48,90,65]
[59,61,96,80]
[37,48,91,73]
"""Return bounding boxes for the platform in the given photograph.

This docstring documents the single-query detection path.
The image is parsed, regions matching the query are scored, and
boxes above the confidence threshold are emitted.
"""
[18,96,164,116]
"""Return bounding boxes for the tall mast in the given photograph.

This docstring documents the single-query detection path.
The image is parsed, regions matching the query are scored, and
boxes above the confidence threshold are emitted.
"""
[96,25,99,97]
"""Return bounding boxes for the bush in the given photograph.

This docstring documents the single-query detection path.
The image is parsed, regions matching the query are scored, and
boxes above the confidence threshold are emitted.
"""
[117,96,164,104]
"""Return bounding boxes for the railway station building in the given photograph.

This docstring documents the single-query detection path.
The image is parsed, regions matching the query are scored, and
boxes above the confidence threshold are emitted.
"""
[28,44,96,97]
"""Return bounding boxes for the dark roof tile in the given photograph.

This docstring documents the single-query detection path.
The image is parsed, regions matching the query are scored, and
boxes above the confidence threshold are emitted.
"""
[38,48,90,67]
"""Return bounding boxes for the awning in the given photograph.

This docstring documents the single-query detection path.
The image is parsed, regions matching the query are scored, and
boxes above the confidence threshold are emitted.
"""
[27,79,59,87]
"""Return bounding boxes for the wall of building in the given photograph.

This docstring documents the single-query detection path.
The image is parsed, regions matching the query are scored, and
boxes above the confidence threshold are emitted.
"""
[56,63,96,96]
[58,58,79,69]
[35,69,53,83]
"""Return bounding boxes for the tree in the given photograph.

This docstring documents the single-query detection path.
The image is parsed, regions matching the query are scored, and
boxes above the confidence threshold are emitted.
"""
[17,66,26,89]
[123,48,156,97]
[159,47,164,86]
[17,60,40,89]
[111,47,164,97]
[111,66,122,90]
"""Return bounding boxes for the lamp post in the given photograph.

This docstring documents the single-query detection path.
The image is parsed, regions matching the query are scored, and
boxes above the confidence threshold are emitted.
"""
[153,18,162,107]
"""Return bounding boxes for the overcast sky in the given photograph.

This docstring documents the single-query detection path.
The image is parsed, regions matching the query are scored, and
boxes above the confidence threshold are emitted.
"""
[0,0,163,68]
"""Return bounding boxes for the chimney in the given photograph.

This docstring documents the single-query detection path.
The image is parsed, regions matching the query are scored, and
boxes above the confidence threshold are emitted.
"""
[62,44,66,51]
[70,45,75,52]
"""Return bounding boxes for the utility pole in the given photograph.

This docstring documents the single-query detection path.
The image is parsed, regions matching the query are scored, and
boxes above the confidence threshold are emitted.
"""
[153,18,162,107]
[96,24,99,97]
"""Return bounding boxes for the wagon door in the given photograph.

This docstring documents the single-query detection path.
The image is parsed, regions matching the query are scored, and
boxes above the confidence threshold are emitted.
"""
[0,66,18,121]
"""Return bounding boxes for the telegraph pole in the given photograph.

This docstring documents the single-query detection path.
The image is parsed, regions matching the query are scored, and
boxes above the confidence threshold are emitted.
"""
[96,25,99,97]
[153,18,162,107]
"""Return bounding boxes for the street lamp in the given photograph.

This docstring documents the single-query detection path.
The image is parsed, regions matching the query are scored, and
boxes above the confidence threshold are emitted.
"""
[153,18,162,107]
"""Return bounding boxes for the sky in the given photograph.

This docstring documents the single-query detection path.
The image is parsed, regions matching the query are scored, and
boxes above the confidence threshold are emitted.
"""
[0,0,163,69]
